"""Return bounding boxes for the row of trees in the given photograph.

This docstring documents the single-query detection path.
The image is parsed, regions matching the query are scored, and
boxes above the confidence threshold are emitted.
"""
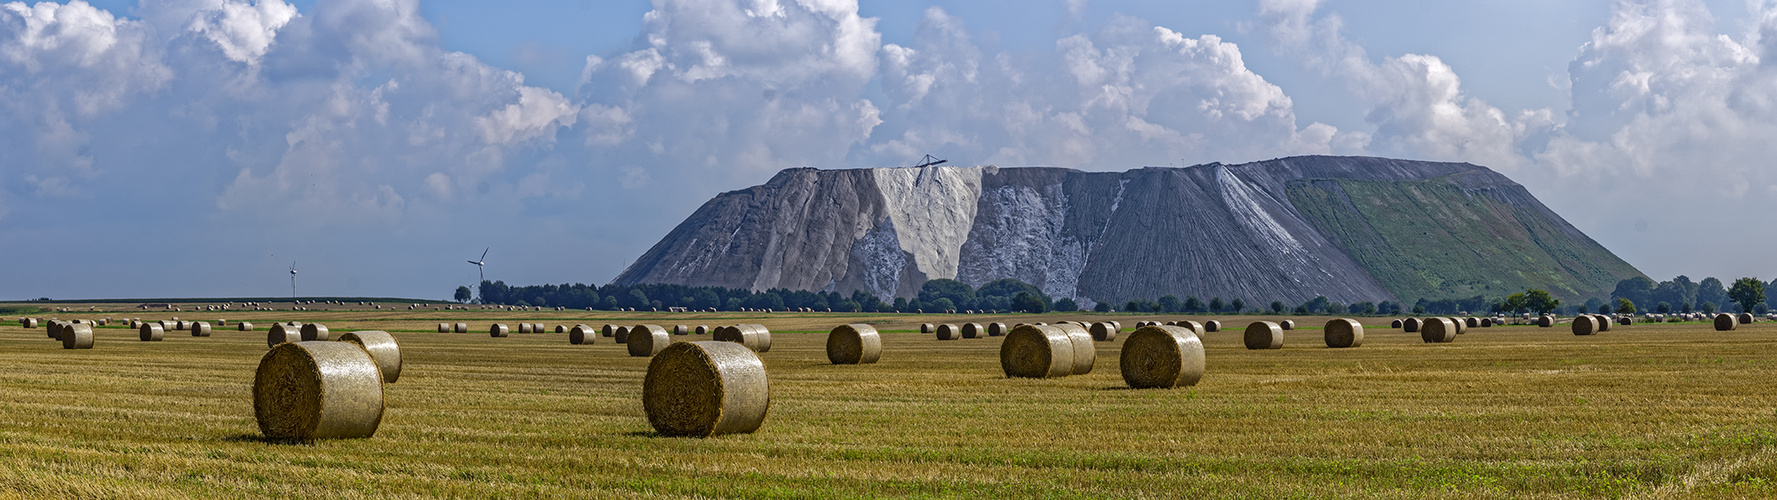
[1611,276,1772,315]
[459,278,1062,313]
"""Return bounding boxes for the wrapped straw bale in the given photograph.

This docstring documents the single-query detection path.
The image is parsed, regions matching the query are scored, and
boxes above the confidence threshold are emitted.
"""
[1480,318,1493,327]
[533,323,545,333]
[1053,322,1096,375]
[1403,317,1422,332]
[253,341,384,441]
[1739,313,1756,325]
[437,323,449,333]
[490,324,509,338]
[1618,316,1632,326]
[1537,316,1554,328]
[140,323,165,342]
[1119,325,1205,389]
[62,323,94,349]
[47,320,64,340]
[1324,319,1363,348]
[1451,318,1467,335]
[602,324,617,337]
[301,323,331,341]
[642,341,770,437]
[999,325,1076,378]
[1279,320,1295,330]
[1174,320,1206,336]
[628,324,671,357]
[191,321,212,337]
[713,324,772,352]
[1715,313,1738,331]
[239,322,254,331]
[1089,322,1120,342]
[554,325,568,334]
[1595,315,1611,332]
[1465,317,1479,328]
[339,331,402,383]
[1571,315,1600,336]
[267,323,299,348]
[920,323,934,334]
[517,323,531,334]
[453,323,467,333]
[961,323,983,339]
[1110,321,1123,330]
[1244,322,1284,350]
[935,324,962,340]
[988,322,1007,336]
[614,326,631,343]
[695,325,709,335]
[1391,319,1403,328]
[673,325,689,336]
[175,320,189,331]
[1421,318,1456,343]
[826,324,882,364]
[1204,320,1221,332]
[569,325,598,345]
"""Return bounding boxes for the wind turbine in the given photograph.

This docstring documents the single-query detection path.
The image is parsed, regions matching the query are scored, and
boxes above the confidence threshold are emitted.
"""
[467,248,488,303]
[288,261,298,301]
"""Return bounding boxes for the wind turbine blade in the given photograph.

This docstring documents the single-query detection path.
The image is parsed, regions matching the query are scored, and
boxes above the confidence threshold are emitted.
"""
[480,247,489,261]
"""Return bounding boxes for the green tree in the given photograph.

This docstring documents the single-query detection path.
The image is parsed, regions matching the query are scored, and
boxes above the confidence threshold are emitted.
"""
[1270,301,1285,313]
[1012,292,1046,313]
[1698,278,1728,308]
[1701,302,1717,314]
[1208,297,1226,312]
[1728,277,1766,314]
[1053,298,1079,312]
[1158,295,1183,313]
[1231,298,1246,312]
[1615,298,1636,314]
[454,286,472,303]
[1183,296,1206,313]
[1611,277,1655,311]
[918,279,975,310]
[930,297,956,312]
[1522,289,1560,314]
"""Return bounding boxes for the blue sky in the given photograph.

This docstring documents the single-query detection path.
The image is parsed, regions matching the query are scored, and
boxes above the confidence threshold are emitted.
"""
[3,0,1774,300]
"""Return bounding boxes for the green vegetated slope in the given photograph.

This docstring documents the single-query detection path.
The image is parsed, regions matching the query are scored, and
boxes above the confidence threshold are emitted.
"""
[1288,177,1642,303]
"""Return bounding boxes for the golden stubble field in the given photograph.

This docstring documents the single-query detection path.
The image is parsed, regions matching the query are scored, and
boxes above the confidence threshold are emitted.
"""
[2,306,1776,498]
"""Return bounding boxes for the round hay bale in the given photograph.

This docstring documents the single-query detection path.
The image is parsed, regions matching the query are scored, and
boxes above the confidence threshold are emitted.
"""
[1450,317,1468,335]
[453,323,467,333]
[62,323,94,349]
[601,324,616,337]
[673,325,689,336]
[47,320,64,340]
[1480,318,1494,327]
[695,325,710,335]
[140,323,165,342]
[569,325,598,345]
[614,326,632,343]
[1572,315,1600,336]
[339,331,401,383]
[1618,316,1633,326]
[1279,320,1295,330]
[1739,312,1755,325]
[490,324,509,338]
[1110,321,1123,330]
[1053,323,1096,375]
[1391,319,1403,328]
[517,323,531,334]
[1089,322,1119,341]
[642,341,770,437]
[1594,315,1611,332]
[1715,313,1738,331]
[1119,325,1205,389]
[628,324,671,357]
[826,324,882,365]
[1204,320,1221,332]
[533,323,545,334]
[267,323,299,348]
[1421,317,1457,343]
[1464,317,1479,328]
[253,341,384,441]
[301,323,331,341]
[1537,316,1554,328]
[238,322,254,331]
[961,323,984,339]
[987,322,1007,336]
[1403,317,1422,332]
[1244,322,1283,350]
[191,322,212,337]
[437,323,449,333]
[935,324,962,340]
[550,325,564,334]
[1174,320,1206,336]
[1324,319,1363,348]
[713,325,772,352]
[999,325,1076,378]
[920,323,934,334]
[175,320,189,331]
[741,324,772,352]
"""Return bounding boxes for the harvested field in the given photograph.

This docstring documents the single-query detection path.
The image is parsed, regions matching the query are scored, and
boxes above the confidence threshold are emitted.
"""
[0,307,1775,497]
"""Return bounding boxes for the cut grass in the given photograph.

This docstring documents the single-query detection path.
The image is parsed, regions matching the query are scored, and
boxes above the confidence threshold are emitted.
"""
[0,308,1775,497]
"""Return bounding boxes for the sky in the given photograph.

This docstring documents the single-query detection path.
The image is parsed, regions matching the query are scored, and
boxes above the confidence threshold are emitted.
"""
[3,0,1775,301]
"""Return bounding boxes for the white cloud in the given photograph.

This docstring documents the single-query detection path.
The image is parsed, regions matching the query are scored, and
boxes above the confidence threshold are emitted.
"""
[184,0,297,65]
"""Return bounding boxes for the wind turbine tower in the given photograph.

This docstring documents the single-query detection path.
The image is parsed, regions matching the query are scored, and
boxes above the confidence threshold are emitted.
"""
[289,261,298,301]
[467,248,488,300]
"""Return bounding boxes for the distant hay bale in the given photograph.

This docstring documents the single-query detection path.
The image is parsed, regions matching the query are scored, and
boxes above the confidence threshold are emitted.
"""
[1715,313,1738,331]
[239,322,254,331]
[517,323,531,334]
[1324,319,1363,348]
[1119,325,1205,389]
[1451,317,1467,335]
[569,325,598,345]
[254,341,384,441]
[602,324,617,337]
[1174,320,1205,336]
[713,325,772,352]
[920,323,934,334]
[62,323,94,349]
[826,324,882,365]
[628,324,670,357]
[1594,315,1611,332]
[1204,320,1221,332]
[1537,316,1554,328]
[1480,318,1494,327]
[1403,317,1421,332]
[490,324,509,338]
[1617,316,1632,326]
[988,322,1007,336]
[999,325,1076,378]
[267,323,299,348]
[1464,317,1479,328]
[1054,323,1096,375]
[615,326,631,343]
[1090,322,1120,341]
[1110,321,1123,331]
[1739,313,1755,325]
[961,323,984,339]
[1244,322,1283,350]
[47,320,64,340]
[1279,320,1295,331]
[556,325,569,334]
[437,323,449,333]
[191,322,212,337]
[533,323,545,334]
[695,325,709,335]
[140,323,165,342]
[642,341,770,437]
[935,324,962,340]
[339,331,402,383]
[1421,317,1457,343]
[301,323,331,341]
[1571,315,1600,336]
[1391,319,1403,328]
[175,320,189,331]
[453,323,467,333]
[673,325,689,336]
